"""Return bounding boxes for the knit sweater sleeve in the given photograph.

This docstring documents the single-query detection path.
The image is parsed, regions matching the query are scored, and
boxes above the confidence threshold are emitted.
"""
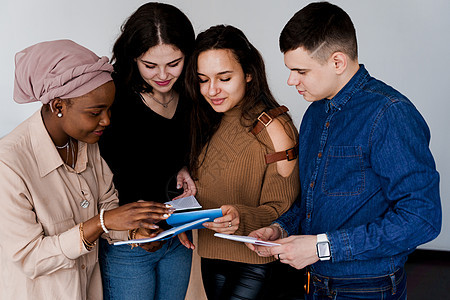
[234,115,299,235]
[234,159,299,235]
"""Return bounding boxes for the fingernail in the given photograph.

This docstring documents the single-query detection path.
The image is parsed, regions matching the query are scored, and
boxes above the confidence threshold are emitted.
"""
[177,184,182,189]
[163,214,170,218]
[168,208,176,212]
[165,204,173,208]
[151,225,159,229]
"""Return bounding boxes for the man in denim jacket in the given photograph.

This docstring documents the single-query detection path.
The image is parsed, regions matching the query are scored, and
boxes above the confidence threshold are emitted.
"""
[248,2,441,299]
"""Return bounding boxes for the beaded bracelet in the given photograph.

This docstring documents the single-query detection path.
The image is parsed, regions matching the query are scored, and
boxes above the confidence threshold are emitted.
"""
[79,222,96,252]
[99,208,109,233]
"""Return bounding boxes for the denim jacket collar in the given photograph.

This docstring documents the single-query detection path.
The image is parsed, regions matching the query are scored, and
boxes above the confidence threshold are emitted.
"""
[325,64,369,113]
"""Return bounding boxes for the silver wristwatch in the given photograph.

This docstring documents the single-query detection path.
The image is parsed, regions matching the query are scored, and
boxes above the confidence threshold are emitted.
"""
[316,233,331,261]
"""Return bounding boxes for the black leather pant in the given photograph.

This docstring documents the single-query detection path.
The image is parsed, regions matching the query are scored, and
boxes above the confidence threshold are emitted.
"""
[201,258,274,300]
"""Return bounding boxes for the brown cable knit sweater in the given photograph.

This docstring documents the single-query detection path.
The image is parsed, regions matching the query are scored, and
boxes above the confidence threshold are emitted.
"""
[196,106,300,264]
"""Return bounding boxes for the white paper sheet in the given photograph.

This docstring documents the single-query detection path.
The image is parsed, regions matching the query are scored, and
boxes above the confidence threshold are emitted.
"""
[165,195,202,211]
[214,233,281,246]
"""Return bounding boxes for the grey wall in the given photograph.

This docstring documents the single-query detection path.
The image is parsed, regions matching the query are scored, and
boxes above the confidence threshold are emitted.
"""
[1,0,448,250]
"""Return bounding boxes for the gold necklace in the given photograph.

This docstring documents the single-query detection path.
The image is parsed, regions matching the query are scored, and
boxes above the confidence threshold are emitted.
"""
[145,91,175,108]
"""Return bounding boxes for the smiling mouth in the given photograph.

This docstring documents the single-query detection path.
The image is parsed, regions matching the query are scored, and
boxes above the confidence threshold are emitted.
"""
[210,98,225,105]
[155,80,171,86]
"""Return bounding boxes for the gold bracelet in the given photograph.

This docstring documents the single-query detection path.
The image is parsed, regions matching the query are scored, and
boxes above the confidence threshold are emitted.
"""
[79,224,90,252]
[79,222,96,251]
[80,223,95,250]
[128,228,139,249]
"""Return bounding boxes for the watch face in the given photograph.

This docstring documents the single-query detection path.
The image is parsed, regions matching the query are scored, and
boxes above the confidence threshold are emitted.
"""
[318,242,330,258]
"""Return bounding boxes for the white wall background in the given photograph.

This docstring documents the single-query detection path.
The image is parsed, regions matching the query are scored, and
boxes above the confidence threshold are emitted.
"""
[1,0,448,251]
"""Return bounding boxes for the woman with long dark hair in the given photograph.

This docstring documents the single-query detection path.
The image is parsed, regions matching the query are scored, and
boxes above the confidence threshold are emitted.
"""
[186,25,300,300]
[98,3,196,299]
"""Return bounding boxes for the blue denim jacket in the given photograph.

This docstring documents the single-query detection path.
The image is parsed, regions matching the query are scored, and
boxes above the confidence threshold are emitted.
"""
[276,65,441,277]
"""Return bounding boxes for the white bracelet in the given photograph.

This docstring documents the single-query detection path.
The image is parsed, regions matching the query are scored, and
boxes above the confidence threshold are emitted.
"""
[99,208,109,233]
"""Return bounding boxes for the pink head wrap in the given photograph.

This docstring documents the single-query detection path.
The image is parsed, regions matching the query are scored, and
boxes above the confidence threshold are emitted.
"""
[13,39,114,104]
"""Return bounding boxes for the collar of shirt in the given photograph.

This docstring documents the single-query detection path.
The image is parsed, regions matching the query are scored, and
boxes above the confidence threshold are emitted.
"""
[29,110,88,177]
[325,64,370,113]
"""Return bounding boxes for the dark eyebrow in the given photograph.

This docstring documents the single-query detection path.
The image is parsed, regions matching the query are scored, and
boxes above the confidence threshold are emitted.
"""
[197,70,233,76]
[85,104,107,109]
[140,57,183,65]
[286,64,309,72]
[168,57,183,64]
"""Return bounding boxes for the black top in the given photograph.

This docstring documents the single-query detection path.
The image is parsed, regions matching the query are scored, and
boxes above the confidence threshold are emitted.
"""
[99,84,191,205]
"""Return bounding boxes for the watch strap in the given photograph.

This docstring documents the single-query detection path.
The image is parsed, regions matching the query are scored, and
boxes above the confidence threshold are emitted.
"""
[317,233,328,243]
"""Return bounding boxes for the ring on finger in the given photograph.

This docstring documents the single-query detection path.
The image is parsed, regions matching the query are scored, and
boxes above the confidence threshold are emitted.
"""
[228,221,232,228]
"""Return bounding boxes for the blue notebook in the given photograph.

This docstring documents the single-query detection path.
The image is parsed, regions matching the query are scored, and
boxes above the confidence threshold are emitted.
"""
[114,208,223,245]
[167,208,223,229]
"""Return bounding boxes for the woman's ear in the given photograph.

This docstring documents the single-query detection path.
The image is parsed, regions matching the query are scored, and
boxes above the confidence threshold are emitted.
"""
[246,74,252,83]
[51,98,64,117]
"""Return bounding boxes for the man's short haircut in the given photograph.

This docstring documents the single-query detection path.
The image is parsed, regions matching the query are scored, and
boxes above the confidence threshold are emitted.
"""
[280,1,358,63]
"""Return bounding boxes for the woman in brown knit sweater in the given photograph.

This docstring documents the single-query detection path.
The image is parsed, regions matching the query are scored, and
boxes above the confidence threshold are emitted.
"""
[185,25,300,300]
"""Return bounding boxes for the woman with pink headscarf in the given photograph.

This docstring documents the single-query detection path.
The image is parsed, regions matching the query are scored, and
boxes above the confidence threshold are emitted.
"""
[0,39,173,299]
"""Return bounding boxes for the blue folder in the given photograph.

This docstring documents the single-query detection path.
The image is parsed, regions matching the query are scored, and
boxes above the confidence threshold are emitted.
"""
[166,208,223,229]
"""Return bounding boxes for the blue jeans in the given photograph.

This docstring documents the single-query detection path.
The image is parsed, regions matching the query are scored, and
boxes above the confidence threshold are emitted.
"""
[99,234,192,300]
[305,268,407,300]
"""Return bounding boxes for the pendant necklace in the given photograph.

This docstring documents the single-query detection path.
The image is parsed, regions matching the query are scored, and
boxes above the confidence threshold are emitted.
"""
[80,195,90,208]
[70,141,90,209]
[145,90,175,108]
[77,176,90,209]
[69,141,89,208]
[57,138,89,208]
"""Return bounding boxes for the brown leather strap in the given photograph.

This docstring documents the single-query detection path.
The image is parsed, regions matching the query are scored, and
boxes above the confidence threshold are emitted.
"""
[251,105,289,136]
[265,143,299,164]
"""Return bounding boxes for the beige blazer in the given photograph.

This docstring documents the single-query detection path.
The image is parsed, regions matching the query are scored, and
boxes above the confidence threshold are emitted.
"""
[0,110,126,300]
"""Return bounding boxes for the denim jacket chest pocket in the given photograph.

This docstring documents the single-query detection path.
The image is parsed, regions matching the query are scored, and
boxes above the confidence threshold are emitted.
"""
[322,145,365,196]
